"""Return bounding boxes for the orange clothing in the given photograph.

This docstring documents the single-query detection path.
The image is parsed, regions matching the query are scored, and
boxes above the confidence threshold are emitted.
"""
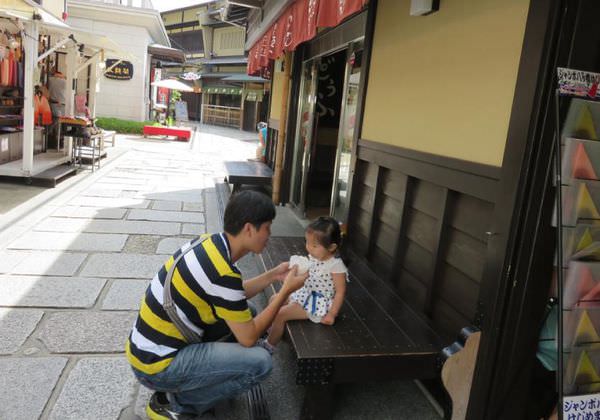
[34,95,53,125]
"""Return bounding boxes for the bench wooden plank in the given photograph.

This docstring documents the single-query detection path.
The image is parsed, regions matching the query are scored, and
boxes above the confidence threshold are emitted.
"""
[224,161,273,192]
[260,237,444,360]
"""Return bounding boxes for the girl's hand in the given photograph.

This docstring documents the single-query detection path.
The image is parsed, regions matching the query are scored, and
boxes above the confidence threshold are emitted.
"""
[271,262,290,282]
[321,313,336,325]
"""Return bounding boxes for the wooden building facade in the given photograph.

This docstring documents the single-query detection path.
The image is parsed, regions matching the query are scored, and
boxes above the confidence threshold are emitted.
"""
[246,0,600,417]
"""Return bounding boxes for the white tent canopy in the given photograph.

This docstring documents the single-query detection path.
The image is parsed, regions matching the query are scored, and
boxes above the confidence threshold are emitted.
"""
[151,79,194,92]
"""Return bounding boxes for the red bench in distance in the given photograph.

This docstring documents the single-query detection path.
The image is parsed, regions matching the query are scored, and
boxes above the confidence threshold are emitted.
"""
[143,125,192,141]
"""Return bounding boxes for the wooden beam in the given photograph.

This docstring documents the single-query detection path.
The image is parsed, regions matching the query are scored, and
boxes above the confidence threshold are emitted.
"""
[272,54,291,204]
[424,188,452,317]
[228,0,262,9]
[389,176,413,285]
[365,165,383,258]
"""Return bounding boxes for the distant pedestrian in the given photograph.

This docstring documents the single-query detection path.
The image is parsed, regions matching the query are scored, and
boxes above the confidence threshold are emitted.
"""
[126,190,308,419]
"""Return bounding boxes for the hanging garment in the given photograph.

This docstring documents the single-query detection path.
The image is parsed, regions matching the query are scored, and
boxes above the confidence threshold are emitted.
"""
[17,62,23,88]
[34,94,53,126]
[11,52,17,86]
[0,56,9,86]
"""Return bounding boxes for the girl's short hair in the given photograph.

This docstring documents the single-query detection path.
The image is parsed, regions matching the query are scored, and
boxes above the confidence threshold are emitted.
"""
[306,216,342,249]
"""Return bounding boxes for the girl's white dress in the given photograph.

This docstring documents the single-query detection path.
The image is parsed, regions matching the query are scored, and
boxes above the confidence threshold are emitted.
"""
[289,255,348,323]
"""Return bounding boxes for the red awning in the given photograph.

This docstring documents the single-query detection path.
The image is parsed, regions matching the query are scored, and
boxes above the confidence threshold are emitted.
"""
[248,0,368,77]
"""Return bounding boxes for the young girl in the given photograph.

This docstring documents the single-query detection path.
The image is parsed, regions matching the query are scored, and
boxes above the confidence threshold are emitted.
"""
[265,217,348,349]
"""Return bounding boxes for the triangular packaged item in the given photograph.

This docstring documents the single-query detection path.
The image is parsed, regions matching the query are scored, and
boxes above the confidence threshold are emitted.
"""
[572,142,599,180]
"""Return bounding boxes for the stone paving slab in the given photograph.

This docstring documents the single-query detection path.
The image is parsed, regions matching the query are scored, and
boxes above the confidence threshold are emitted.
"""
[49,357,136,420]
[156,237,191,254]
[10,251,87,276]
[38,311,137,353]
[102,279,149,310]
[0,357,67,420]
[142,189,204,203]
[68,196,151,209]
[0,275,106,308]
[182,202,204,212]
[80,188,123,198]
[151,200,182,211]
[0,250,28,273]
[128,209,205,224]
[182,223,205,235]
[35,218,180,236]
[134,384,153,419]
[51,206,128,219]
[90,182,155,191]
[34,217,91,232]
[122,235,162,254]
[80,254,167,278]
[0,308,44,354]
[103,170,164,180]
[8,232,128,252]
[96,177,148,185]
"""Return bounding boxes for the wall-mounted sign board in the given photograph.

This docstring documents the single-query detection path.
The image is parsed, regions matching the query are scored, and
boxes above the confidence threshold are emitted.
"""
[105,60,134,80]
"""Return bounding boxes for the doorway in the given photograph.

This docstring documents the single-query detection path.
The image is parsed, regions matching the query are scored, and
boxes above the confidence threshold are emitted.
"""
[289,42,364,222]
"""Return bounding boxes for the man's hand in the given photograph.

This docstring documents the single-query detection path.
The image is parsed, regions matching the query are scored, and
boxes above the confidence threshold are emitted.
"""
[280,266,308,294]
[270,262,290,282]
[321,312,336,325]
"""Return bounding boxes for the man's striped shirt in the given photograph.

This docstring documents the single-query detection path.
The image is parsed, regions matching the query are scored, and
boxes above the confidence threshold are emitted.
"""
[126,233,252,375]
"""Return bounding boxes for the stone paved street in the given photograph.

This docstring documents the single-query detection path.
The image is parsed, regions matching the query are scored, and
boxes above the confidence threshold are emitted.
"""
[0,125,440,420]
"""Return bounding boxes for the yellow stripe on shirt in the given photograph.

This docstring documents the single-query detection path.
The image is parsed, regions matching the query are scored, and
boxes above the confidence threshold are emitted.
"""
[126,340,173,375]
[215,306,252,323]
[203,237,241,278]
[139,300,185,341]
[164,255,175,271]
[171,267,217,324]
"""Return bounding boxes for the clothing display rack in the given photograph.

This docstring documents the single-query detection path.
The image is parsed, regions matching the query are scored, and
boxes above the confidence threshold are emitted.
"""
[555,67,600,419]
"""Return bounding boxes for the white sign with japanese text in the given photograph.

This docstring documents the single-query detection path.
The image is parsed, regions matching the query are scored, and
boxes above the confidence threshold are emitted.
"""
[563,393,600,419]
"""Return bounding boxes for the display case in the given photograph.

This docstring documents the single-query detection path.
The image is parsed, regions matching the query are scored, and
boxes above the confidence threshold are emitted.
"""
[556,76,600,417]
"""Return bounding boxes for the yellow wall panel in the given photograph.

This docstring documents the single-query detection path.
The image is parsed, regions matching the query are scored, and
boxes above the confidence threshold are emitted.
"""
[362,0,530,167]
[214,27,245,56]
[183,7,203,23]
[270,60,285,121]
[162,12,181,26]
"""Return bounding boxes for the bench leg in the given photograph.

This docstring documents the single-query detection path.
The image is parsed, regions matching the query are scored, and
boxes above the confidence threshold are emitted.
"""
[300,384,336,420]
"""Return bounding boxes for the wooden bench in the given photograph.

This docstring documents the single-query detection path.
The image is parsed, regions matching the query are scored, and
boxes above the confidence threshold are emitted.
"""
[258,236,447,420]
[224,161,273,194]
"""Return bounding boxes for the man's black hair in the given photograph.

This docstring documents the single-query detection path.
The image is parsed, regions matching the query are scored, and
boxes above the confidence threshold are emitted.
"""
[224,190,276,235]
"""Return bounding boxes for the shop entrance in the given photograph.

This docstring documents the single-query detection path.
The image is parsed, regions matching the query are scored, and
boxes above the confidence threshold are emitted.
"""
[290,42,363,222]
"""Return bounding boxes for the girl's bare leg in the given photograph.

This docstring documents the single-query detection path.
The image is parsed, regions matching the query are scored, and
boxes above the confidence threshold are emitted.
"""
[267,302,307,346]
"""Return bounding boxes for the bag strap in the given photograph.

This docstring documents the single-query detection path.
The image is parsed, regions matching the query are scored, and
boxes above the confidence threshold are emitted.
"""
[163,236,208,344]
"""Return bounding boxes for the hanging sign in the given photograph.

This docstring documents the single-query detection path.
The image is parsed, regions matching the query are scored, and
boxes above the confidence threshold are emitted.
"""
[557,68,600,99]
[105,59,134,80]
[181,72,200,81]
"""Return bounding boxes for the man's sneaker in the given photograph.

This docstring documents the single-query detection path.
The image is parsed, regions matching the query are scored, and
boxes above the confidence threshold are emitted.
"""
[255,338,275,355]
[146,392,181,420]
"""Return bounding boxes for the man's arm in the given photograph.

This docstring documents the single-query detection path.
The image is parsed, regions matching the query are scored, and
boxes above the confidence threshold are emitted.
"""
[227,267,307,347]
[243,262,288,299]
